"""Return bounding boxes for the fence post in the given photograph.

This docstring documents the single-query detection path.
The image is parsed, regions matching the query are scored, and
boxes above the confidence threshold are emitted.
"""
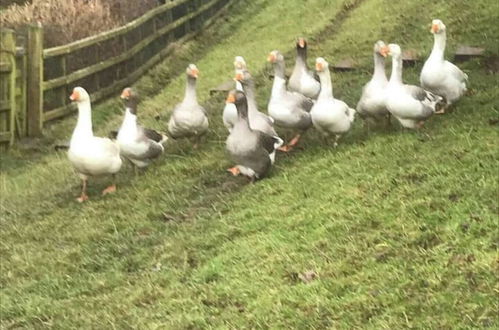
[26,22,43,137]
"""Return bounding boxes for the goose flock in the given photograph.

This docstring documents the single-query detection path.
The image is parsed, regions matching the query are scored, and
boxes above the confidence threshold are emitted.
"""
[67,19,468,202]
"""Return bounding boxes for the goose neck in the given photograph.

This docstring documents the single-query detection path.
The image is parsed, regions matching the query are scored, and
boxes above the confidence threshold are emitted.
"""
[389,55,403,85]
[242,83,258,114]
[296,48,307,67]
[373,53,387,81]
[72,100,93,140]
[123,108,137,125]
[235,80,243,92]
[430,31,446,60]
[317,69,333,101]
[271,62,287,96]
[184,76,198,103]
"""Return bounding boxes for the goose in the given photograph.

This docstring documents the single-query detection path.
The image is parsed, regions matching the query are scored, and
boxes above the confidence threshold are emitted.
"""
[420,19,468,113]
[222,56,247,132]
[225,90,281,181]
[234,68,282,162]
[385,44,443,129]
[68,87,122,202]
[310,57,356,146]
[288,37,321,99]
[356,40,390,126]
[167,64,209,147]
[117,87,168,171]
[267,50,313,152]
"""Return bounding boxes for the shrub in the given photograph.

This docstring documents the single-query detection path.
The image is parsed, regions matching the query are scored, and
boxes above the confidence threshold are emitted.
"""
[0,0,158,47]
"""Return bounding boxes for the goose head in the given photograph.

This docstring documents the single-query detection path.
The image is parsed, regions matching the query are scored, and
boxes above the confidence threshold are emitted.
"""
[315,57,329,73]
[234,68,252,87]
[226,90,248,118]
[186,64,199,79]
[431,19,446,34]
[267,50,284,64]
[374,40,388,57]
[386,44,402,59]
[297,37,307,50]
[120,87,139,114]
[234,56,247,70]
[296,37,309,59]
[69,87,90,103]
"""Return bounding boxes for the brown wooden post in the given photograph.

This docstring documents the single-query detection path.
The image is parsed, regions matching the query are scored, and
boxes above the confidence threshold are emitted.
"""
[26,22,43,136]
[59,54,67,111]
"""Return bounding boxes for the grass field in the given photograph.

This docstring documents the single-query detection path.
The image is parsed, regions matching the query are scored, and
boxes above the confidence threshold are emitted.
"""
[1,0,498,328]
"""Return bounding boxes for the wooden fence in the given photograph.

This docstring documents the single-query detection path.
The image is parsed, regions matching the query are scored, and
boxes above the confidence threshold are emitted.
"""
[0,0,231,146]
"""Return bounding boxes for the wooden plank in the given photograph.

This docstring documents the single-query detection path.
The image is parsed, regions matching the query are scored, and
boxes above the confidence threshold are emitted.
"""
[16,49,27,138]
[43,0,191,57]
[15,47,25,56]
[332,58,356,71]
[44,0,231,122]
[43,0,219,91]
[210,80,234,95]
[0,100,9,112]
[26,23,43,137]
[0,132,11,142]
[0,62,12,73]
[0,29,17,145]
[402,48,419,66]
[454,45,485,61]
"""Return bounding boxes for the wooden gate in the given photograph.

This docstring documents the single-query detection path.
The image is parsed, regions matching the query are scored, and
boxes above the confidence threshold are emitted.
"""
[0,29,27,147]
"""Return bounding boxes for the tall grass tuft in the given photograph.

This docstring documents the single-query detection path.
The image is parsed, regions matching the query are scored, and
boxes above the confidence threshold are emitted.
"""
[0,0,157,47]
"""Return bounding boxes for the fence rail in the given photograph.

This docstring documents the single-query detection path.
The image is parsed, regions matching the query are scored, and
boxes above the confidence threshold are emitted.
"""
[0,0,231,146]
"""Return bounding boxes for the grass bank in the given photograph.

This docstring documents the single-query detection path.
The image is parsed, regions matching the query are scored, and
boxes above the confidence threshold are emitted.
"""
[1,0,498,328]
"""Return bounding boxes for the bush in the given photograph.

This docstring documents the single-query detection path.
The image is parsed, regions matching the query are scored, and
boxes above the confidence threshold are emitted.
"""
[0,0,158,47]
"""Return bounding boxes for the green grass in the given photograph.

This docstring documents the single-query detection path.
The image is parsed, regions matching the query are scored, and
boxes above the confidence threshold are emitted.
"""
[1,0,498,328]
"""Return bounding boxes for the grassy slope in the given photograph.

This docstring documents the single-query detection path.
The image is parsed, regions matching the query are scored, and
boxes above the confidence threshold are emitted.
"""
[1,0,498,328]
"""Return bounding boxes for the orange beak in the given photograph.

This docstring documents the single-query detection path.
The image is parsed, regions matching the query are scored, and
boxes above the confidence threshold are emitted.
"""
[191,68,199,78]
[380,45,389,57]
[267,53,276,63]
[226,93,236,104]
[69,90,79,101]
[298,38,305,48]
[315,62,323,71]
[234,60,244,69]
[234,72,243,81]
[120,88,130,99]
[431,23,439,33]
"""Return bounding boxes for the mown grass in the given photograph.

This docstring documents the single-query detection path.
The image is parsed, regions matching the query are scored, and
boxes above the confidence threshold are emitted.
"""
[1,0,498,328]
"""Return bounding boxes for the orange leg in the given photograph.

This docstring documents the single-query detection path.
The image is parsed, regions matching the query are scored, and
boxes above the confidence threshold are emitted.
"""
[288,134,301,146]
[102,175,117,195]
[278,134,302,152]
[227,166,240,176]
[102,184,117,195]
[76,179,88,203]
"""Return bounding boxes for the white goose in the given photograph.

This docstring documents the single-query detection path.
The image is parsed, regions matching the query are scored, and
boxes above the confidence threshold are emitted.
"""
[222,56,247,132]
[68,87,122,202]
[226,90,281,181]
[310,58,356,147]
[167,64,209,147]
[385,44,442,129]
[267,50,313,151]
[234,68,282,162]
[357,40,390,126]
[117,88,167,171]
[420,19,468,113]
[288,37,321,99]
